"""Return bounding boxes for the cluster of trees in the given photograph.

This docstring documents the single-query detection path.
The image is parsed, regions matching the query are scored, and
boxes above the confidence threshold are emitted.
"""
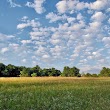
[0,63,110,77]
[61,66,81,77]
[0,63,80,77]
[82,67,110,77]
[0,63,62,77]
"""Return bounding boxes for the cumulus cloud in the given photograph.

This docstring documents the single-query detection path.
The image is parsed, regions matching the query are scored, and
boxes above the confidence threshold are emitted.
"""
[22,59,27,63]
[17,19,41,29]
[91,12,106,22]
[0,33,15,41]
[7,0,21,7]
[90,0,108,10]
[1,47,9,54]
[102,37,110,47]
[21,40,32,45]
[56,0,109,14]
[56,1,67,13]
[42,54,50,59]
[26,0,45,14]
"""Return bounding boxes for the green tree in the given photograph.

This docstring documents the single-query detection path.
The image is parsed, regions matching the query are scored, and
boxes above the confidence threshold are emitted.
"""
[92,74,98,77]
[6,64,20,77]
[99,67,110,77]
[84,73,92,77]
[62,66,70,76]
[20,68,30,77]
[62,66,80,77]
[0,63,6,76]
[32,65,42,76]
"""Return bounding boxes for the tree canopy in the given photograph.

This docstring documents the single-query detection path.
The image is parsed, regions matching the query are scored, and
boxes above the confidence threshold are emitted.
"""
[0,63,110,77]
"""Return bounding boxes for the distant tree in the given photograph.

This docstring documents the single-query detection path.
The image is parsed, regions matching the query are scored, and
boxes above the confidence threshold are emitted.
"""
[6,64,20,77]
[51,68,61,76]
[62,66,80,77]
[20,68,31,77]
[92,74,98,77]
[32,65,42,76]
[84,73,92,77]
[99,67,110,77]
[0,63,6,76]
[41,69,49,76]
[62,66,70,76]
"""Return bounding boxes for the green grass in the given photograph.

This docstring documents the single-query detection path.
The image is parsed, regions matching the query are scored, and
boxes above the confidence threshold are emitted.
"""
[0,77,110,110]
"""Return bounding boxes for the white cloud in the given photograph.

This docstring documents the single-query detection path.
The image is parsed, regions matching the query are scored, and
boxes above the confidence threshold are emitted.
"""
[102,37,110,43]
[76,1,88,10]
[108,18,110,24]
[7,0,21,7]
[1,47,9,54]
[46,12,67,23]
[22,59,27,63]
[77,13,84,20]
[42,54,50,59]
[21,16,28,22]
[90,0,108,10]
[0,33,15,41]
[26,0,45,14]
[91,12,105,22]
[17,23,30,29]
[21,40,32,45]
[56,1,67,13]
[17,19,41,29]
[102,37,110,47]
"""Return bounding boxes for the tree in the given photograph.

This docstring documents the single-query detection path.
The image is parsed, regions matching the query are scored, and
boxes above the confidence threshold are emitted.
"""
[51,68,61,76]
[32,65,42,76]
[83,73,92,77]
[99,67,110,77]
[62,66,80,77]
[20,68,30,77]
[62,66,70,76]
[92,74,98,77]
[0,63,6,76]
[6,64,20,77]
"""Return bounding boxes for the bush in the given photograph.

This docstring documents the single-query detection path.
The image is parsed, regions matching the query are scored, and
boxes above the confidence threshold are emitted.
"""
[31,73,37,77]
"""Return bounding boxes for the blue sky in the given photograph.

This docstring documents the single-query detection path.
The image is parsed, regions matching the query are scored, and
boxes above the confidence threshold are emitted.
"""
[0,0,110,73]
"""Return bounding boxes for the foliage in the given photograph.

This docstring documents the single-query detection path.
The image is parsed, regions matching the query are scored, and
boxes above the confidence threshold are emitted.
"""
[6,64,20,77]
[20,68,30,77]
[0,63,6,76]
[99,67,110,77]
[0,63,110,77]
[62,66,80,77]
[82,73,98,77]
[31,73,37,77]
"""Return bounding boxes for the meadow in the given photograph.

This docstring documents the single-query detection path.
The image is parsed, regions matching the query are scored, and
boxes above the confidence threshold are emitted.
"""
[0,77,110,110]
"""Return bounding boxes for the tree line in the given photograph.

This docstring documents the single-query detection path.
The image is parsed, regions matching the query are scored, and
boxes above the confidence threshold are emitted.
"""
[0,63,110,77]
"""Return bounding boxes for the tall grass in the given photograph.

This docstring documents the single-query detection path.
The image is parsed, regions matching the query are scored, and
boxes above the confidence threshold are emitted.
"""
[0,77,110,110]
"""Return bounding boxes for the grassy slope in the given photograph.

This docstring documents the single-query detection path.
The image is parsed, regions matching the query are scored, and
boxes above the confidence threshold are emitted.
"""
[0,77,110,110]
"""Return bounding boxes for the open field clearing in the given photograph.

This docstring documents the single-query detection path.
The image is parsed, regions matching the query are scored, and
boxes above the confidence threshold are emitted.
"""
[0,77,110,110]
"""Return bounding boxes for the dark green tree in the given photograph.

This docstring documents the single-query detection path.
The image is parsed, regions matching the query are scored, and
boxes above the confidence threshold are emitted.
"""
[32,65,42,76]
[0,63,6,76]
[6,64,20,77]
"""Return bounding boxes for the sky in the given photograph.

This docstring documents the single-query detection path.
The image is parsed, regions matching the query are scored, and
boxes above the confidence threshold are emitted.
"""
[0,0,110,73]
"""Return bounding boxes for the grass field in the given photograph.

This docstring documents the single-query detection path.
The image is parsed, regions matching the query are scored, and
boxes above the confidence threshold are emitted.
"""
[0,77,110,110]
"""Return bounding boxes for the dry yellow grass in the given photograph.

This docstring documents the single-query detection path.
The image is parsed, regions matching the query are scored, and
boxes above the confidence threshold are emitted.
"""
[0,77,110,83]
